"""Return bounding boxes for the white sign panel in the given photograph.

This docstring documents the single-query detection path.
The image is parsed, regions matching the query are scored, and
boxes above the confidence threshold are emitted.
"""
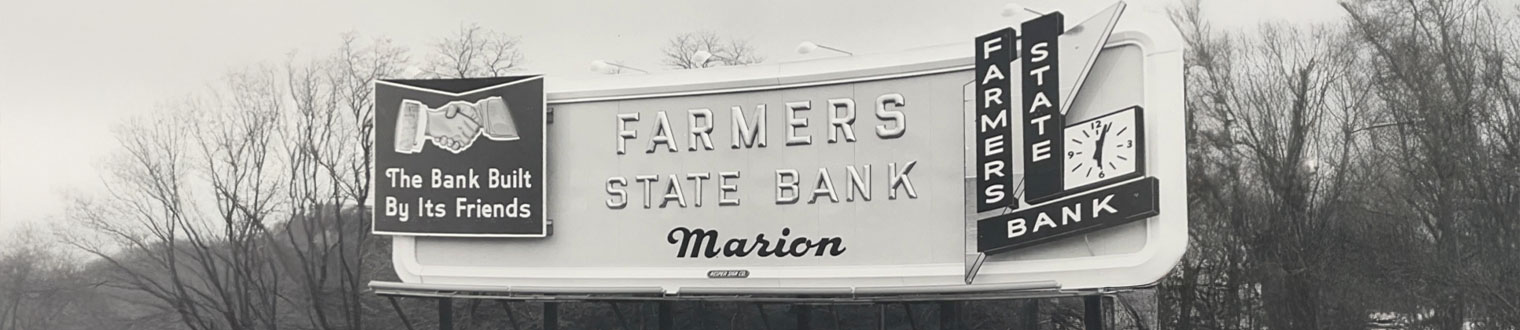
[383,5,1183,295]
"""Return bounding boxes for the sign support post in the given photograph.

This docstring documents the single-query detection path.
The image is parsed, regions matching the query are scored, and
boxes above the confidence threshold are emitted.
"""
[939,301,959,329]
[1084,295,1103,330]
[386,296,417,330]
[795,305,812,330]
[658,302,673,330]
[543,302,559,330]
[438,298,454,330]
[498,301,522,329]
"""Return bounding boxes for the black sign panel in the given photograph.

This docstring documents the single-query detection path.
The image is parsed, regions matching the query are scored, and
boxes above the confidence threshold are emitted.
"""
[975,28,1017,212]
[373,76,548,237]
[1021,13,1066,204]
[977,177,1158,254]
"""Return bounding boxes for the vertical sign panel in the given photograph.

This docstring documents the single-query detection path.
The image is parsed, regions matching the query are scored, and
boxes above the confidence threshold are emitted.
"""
[975,28,1017,212]
[1021,13,1065,204]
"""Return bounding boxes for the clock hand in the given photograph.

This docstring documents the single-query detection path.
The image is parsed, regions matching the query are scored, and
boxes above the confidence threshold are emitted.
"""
[1093,123,1112,169]
[1092,129,1105,167]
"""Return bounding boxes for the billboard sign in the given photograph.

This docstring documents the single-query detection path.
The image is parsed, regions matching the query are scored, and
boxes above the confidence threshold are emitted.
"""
[378,1,1185,297]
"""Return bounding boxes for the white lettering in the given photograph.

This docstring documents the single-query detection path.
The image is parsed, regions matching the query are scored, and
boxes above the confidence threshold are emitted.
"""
[635,175,659,209]
[648,111,678,153]
[981,37,1004,59]
[719,171,741,206]
[617,113,639,154]
[981,63,1006,85]
[889,161,918,200]
[1092,194,1117,217]
[827,98,857,143]
[786,101,812,145]
[660,174,687,208]
[1007,218,1027,238]
[809,168,839,203]
[686,173,711,207]
[1032,140,1052,162]
[776,169,800,204]
[1030,42,1049,62]
[846,165,871,202]
[606,177,628,209]
[731,105,767,149]
[876,94,906,138]
[687,109,714,151]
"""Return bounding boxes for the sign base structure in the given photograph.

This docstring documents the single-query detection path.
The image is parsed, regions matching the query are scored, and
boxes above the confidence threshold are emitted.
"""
[373,1,1183,304]
[372,283,1123,330]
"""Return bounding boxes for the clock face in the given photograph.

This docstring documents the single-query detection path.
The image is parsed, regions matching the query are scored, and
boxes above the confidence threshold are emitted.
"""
[1064,107,1144,190]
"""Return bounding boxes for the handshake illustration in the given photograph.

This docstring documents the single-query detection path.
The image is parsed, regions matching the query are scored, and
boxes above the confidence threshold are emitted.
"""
[394,96,520,154]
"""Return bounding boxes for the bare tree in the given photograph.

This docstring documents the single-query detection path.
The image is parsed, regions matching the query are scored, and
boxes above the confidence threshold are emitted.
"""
[272,32,409,330]
[423,23,524,78]
[662,31,764,69]
[328,32,409,330]
[0,224,104,330]
[197,66,286,330]
[68,97,217,330]
[1343,0,1520,328]
[1159,0,1520,329]
[1163,1,1379,328]
[278,52,349,330]
[67,66,288,330]
[60,31,410,330]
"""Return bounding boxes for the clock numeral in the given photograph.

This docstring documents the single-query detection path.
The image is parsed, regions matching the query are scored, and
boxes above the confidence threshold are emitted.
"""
[1125,140,1133,148]
[1091,120,1102,130]
[1099,171,1106,179]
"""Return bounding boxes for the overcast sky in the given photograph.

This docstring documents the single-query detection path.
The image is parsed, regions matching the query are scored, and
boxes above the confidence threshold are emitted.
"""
[0,0,1355,236]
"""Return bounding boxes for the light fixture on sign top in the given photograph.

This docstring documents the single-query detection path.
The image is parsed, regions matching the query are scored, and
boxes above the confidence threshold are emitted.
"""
[590,60,649,74]
[1001,3,1044,17]
[692,50,725,67]
[795,41,853,56]
[1000,3,1079,32]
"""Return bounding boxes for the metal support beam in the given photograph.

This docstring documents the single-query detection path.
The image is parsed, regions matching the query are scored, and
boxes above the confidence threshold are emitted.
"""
[658,301,673,330]
[877,304,887,330]
[795,305,812,330]
[1084,295,1103,330]
[544,302,560,330]
[940,301,959,330]
[1021,299,1039,330]
[437,298,453,330]
[386,296,417,330]
[497,301,524,330]
[903,303,920,330]
[609,302,635,330]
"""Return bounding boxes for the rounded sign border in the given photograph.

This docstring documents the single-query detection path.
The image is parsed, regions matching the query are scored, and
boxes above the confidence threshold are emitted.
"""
[383,8,1184,296]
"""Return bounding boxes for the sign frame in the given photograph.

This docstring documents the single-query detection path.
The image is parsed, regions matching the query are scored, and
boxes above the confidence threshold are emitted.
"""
[376,4,1186,297]
[371,76,551,238]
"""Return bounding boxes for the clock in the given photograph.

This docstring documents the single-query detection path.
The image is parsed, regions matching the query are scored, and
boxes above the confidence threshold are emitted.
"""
[1063,106,1145,191]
